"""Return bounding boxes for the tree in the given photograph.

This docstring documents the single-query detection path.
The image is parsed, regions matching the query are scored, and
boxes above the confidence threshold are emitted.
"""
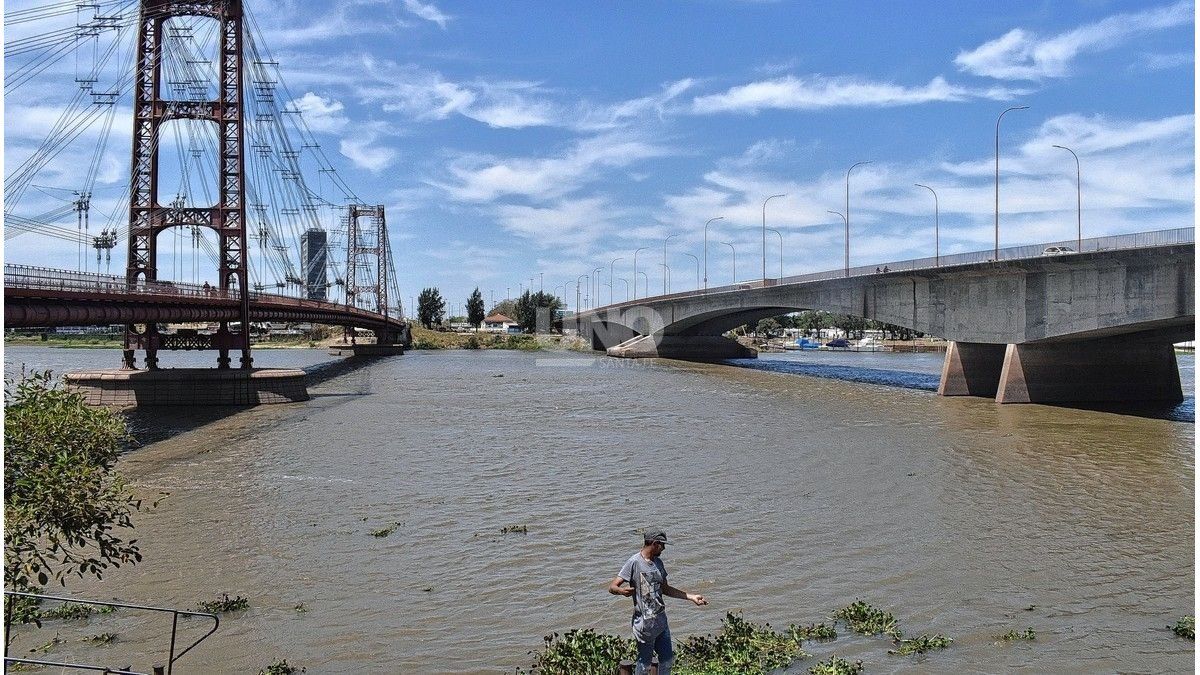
[796,311,827,337]
[490,299,517,319]
[512,290,565,333]
[417,287,446,329]
[755,318,783,337]
[5,372,144,620]
[466,288,485,330]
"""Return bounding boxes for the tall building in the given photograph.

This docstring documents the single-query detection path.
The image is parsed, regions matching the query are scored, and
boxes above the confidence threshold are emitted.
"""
[300,229,328,301]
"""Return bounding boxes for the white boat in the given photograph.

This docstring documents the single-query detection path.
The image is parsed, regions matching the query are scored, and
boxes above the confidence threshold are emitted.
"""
[853,336,892,352]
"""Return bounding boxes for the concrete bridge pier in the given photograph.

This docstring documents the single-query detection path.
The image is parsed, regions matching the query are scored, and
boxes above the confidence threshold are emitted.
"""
[606,334,757,361]
[938,342,1007,398]
[995,338,1183,404]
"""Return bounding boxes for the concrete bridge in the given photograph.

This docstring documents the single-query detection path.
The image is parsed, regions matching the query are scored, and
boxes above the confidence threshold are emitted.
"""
[575,229,1194,404]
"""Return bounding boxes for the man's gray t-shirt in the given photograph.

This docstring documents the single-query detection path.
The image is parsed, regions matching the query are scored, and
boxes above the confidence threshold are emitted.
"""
[618,552,668,642]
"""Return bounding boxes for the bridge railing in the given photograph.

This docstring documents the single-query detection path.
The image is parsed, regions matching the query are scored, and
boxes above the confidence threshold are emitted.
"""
[598,226,1194,309]
[4,264,404,325]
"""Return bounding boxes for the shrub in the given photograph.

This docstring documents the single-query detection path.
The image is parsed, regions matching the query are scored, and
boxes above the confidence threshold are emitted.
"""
[1171,616,1194,640]
[832,600,901,639]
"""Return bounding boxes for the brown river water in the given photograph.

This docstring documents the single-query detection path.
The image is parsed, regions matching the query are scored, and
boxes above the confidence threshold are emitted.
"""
[4,346,1195,673]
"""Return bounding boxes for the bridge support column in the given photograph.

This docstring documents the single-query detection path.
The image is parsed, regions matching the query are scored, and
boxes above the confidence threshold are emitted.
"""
[937,341,1006,397]
[607,334,757,361]
[996,339,1183,404]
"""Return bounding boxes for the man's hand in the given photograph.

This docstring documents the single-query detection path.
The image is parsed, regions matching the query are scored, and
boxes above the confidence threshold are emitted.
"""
[608,577,634,597]
[687,593,708,606]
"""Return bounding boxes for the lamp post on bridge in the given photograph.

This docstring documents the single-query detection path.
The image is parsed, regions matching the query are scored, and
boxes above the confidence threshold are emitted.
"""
[593,267,603,309]
[722,241,735,284]
[663,233,678,295]
[632,247,649,300]
[845,161,870,279]
[576,274,587,311]
[609,257,623,306]
[681,252,699,291]
[762,194,786,282]
[828,210,848,276]
[994,105,1029,260]
[636,270,649,298]
[765,227,783,280]
[914,183,939,267]
[703,216,724,293]
[1051,143,1082,251]
[618,277,630,301]
[658,263,671,294]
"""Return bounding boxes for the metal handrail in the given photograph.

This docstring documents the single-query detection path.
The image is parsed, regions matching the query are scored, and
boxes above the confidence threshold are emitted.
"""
[586,226,1195,312]
[4,591,219,675]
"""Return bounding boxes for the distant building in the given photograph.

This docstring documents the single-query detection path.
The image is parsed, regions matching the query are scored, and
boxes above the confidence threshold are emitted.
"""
[483,313,520,333]
[299,229,328,301]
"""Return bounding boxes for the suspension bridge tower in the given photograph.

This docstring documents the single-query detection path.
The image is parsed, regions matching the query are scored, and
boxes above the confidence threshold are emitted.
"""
[123,0,251,370]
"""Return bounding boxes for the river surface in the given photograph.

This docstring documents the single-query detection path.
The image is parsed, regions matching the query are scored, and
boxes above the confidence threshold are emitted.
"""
[4,345,1195,673]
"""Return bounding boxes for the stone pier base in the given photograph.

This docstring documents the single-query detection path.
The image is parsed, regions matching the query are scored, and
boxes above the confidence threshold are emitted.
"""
[937,341,1007,397]
[607,334,757,361]
[65,368,309,407]
[327,343,406,357]
[996,339,1183,404]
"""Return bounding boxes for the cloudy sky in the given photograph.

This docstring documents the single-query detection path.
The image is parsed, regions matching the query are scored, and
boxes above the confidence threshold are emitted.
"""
[4,0,1195,313]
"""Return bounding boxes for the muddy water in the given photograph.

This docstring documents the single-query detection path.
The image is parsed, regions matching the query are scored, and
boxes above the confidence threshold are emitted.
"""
[4,346,1194,673]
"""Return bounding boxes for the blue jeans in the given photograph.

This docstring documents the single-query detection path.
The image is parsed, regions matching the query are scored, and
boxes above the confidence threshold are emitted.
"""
[635,625,673,675]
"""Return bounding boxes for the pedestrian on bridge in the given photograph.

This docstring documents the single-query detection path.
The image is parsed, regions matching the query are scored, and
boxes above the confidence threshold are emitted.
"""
[608,529,707,675]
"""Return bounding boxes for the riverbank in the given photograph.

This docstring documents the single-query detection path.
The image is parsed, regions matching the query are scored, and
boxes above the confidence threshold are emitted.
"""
[409,326,588,351]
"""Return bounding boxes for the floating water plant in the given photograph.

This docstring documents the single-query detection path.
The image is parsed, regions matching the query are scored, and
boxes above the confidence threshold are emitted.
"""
[808,656,863,675]
[259,659,305,674]
[832,600,902,639]
[996,627,1036,642]
[1171,616,1194,640]
[82,633,117,644]
[521,628,635,674]
[42,602,93,620]
[789,623,837,642]
[197,594,249,613]
[370,522,402,538]
[674,613,808,674]
[889,633,952,655]
[28,634,64,654]
[501,524,528,534]
[293,603,307,613]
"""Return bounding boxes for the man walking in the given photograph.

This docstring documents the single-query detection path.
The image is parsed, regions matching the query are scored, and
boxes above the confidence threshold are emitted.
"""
[608,529,707,674]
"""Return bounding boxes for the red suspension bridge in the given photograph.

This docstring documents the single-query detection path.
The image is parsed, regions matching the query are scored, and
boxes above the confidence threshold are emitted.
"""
[5,0,407,370]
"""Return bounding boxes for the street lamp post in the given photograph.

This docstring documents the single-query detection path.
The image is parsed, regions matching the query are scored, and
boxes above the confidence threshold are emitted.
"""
[995,105,1029,259]
[722,241,736,284]
[609,257,623,306]
[658,263,671,294]
[636,270,648,298]
[914,183,939,267]
[618,277,629,302]
[632,247,649,300]
[1051,143,1082,250]
[663,233,678,295]
[703,216,724,292]
[845,161,871,278]
[765,227,783,279]
[539,272,543,293]
[576,274,587,311]
[827,210,848,276]
[762,194,786,282]
[681,252,699,290]
[593,267,603,308]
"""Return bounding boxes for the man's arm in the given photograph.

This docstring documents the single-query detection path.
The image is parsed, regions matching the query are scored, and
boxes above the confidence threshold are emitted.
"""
[608,576,634,597]
[663,581,707,606]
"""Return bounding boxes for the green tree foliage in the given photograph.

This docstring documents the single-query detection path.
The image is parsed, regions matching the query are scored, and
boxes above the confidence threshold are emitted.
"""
[513,291,564,333]
[417,287,446,329]
[4,372,142,601]
[490,299,517,319]
[796,311,828,336]
[755,318,783,337]
[466,288,486,329]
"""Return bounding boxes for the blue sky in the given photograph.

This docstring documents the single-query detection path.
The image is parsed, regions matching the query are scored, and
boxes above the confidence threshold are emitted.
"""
[4,0,1195,315]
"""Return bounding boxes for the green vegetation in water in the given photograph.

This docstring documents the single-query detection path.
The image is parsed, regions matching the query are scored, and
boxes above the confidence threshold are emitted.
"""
[370,522,402,538]
[259,659,305,674]
[196,594,249,613]
[1170,616,1194,640]
[889,633,952,655]
[808,656,864,675]
[996,627,1036,642]
[81,632,117,644]
[501,524,529,534]
[832,600,902,639]
[42,602,94,620]
[789,623,837,641]
[521,628,634,674]
[293,603,308,613]
[28,634,64,654]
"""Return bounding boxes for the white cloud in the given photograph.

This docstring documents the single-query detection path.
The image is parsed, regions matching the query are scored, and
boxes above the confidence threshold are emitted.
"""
[289,92,349,133]
[339,128,398,173]
[1132,51,1194,72]
[435,134,674,203]
[493,197,621,250]
[691,75,1021,114]
[257,1,409,47]
[954,1,1193,80]
[403,0,451,29]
